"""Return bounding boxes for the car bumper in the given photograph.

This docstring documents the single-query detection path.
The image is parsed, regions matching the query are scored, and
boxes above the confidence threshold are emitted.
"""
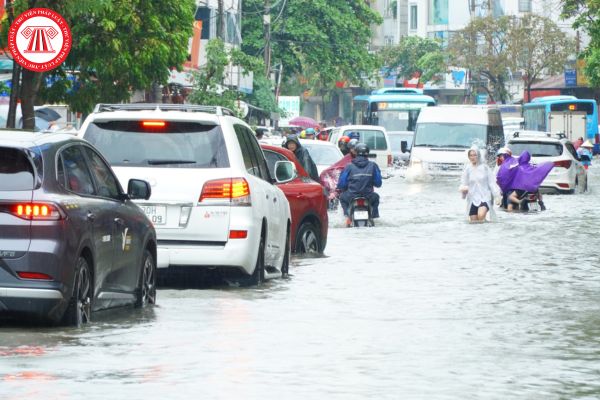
[0,247,70,322]
[156,225,261,275]
[541,169,575,193]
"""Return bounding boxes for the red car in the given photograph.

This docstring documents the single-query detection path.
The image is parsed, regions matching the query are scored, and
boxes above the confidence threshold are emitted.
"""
[261,144,328,254]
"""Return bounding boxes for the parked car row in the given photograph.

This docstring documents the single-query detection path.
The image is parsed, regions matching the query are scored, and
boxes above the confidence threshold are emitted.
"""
[0,104,330,326]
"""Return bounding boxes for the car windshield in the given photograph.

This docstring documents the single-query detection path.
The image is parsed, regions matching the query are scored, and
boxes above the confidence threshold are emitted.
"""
[0,147,35,191]
[376,110,420,132]
[509,141,563,157]
[83,121,230,168]
[302,143,343,165]
[414,123,487,148]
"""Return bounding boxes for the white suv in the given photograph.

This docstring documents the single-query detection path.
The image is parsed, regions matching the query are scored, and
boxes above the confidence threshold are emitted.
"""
[507,130,587,193]
[79,104,293,284]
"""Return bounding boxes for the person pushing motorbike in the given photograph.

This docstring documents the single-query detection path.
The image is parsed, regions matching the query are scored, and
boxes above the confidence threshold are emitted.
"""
[336,143,382,227]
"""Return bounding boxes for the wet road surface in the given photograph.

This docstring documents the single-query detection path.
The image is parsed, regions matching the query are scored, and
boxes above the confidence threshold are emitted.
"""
[2,167,600,399]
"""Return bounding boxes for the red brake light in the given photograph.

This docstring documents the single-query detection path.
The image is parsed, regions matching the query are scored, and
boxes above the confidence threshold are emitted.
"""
[229,230,248,239]
[142,121,166,128]
[553,160,572,169]
[387,154,393,167]
[9,203,63,220]
[356,199,366,206]
[17,271,53,280]
[199,178,251,205]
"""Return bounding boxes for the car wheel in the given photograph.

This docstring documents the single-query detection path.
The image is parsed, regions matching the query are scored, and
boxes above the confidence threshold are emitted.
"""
[281,228,290,278]
[294,222,321,254]
[250,236,265,285]
[135,249,156,308]
[63,256,92,327]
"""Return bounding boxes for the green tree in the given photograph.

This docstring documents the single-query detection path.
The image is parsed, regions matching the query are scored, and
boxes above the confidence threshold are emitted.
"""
[188,38,279,117]
[449,15,513,103]
[1,0,195,129]
[508,14,574,101]
[561,0,600,88]
[380,36,446,85]
[187,39,240,112]
[242,0,382,90]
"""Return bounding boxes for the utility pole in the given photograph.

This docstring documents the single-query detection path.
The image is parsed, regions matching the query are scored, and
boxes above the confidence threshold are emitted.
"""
[264,0,271,78]
[217,0,225,40]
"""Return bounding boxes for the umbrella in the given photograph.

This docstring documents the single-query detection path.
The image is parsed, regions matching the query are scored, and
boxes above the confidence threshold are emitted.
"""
[35,107,61,122]
[289,116,319,129]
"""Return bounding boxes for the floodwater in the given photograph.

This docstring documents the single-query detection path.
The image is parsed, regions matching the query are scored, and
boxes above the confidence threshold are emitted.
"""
[2,167,600,399]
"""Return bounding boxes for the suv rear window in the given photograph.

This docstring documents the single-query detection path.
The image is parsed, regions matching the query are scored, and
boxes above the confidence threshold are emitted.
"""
[84,121,230,168]
[0,147,35,190]
[509,141,563,157]
[346,130,388,150]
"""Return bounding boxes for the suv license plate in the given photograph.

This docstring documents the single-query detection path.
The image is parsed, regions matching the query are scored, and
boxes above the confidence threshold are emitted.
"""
[141,205,167,225]
[353,210,369,220]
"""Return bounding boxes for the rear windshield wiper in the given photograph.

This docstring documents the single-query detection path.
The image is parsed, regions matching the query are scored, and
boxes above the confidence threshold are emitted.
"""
[145,159,197,165]
[444,145,469,148]
[414,144,439,147]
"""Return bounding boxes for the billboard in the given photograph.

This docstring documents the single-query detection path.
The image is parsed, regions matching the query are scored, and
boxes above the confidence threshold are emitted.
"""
[278,96,300,126]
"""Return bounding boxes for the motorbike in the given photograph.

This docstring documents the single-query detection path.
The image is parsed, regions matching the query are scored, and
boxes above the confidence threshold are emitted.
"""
[500,191,545,212]
[348,197,374,227]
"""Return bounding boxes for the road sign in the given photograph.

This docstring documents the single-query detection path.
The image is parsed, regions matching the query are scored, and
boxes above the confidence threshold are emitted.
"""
[564,69,577,87]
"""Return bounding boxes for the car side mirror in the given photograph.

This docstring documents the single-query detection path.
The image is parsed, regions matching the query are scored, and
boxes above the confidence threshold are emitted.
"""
[401,140,410,153]
[274,160,297,184]
[128,179,151,200]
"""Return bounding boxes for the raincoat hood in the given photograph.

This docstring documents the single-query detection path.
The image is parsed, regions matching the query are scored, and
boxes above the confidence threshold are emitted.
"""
[283,134,302,149]
[468,146,482,166]
[352,155,370,168]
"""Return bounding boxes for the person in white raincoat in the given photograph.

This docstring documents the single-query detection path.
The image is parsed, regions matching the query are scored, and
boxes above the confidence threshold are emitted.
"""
[459,146,500,222]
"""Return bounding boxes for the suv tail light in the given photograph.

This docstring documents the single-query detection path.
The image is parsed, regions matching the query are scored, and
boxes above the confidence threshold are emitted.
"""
[387,154,393,167]
[199,178,251,205]
[2,203,64,220]
[553,160,572,169]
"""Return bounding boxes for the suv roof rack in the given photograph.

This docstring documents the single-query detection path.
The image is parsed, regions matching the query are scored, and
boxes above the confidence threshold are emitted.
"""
[512,130,561,139]
[93,103,236,116]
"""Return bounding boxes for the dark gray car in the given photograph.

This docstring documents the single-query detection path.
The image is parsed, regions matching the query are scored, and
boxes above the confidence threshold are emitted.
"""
[0,131,157,326]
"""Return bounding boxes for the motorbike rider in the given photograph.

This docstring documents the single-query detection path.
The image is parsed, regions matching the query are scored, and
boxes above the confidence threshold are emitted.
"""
[496,147,547,211]
[283,134,320,181]
[336,143,382,227]
[338,136,351,155]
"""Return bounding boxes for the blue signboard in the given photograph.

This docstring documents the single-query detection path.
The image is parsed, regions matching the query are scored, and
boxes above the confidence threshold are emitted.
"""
[476,94,488,105]
[564,69,577,87]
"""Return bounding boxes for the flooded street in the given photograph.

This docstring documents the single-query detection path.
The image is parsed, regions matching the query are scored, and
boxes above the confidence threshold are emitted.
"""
[3,167,600,399]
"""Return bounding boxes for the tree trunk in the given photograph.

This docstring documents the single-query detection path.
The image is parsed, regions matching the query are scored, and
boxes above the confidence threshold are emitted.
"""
[7,63,21,129]
[20,69,42,130]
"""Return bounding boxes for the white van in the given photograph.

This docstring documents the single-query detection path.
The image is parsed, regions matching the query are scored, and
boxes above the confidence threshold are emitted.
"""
[408,105,504,175]
[328,125,393,171]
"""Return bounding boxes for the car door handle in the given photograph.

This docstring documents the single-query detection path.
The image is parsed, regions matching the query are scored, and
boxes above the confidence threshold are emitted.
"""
[87,212,96,221]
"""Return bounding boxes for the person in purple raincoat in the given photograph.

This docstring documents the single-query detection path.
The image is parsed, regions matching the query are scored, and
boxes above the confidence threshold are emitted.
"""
[497,150,553,211]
